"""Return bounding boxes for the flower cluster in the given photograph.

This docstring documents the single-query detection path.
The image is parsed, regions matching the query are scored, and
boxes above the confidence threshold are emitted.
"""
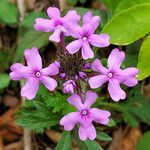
[9,7,139,141]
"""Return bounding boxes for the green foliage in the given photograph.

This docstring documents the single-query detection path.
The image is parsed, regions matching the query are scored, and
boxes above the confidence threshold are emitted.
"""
[0,0,18,24]
[0,73,10,89]
[85,140,103,150]
[14,29,50,62]
[96,131,112,141]
[137,35,150,80]
[102,3,150,45]
[117,85,150,127]
[136,131,150,150]
[21,11,47,28]
[114,0,150,15]
[67,0,86,6]
[55,131,72,150]
[16,99,61,133]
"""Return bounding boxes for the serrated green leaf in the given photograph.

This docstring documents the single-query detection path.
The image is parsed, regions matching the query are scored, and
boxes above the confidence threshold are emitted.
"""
[14,29,50,62]
[137,35,150,80]
[0,1,18,24]
[0,73,10,89]
[136,131,150,150]
[85,140,103,150]
[96,131,112,141]
[55,131,71,150]
[102,4,150,45]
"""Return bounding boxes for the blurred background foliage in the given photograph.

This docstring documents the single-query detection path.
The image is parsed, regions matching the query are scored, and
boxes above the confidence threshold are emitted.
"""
[0,0,150,149]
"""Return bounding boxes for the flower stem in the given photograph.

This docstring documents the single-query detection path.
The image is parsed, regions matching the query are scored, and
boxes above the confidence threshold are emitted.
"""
[60,32,67,55]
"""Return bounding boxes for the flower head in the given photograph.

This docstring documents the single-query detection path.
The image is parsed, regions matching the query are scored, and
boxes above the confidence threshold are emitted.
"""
[89,48,139,101]
[9,47,59,100]
[63,80,76,94]
[34,7,80,42]
[60,91,111,141]
[66,11,110,60]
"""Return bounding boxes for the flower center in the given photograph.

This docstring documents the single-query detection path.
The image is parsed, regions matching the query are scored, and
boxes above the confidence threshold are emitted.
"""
[108,72,113,78]
[82,36,87,41]
[56,25,62,29]
[35,71,41,78]
[81,109,88,116]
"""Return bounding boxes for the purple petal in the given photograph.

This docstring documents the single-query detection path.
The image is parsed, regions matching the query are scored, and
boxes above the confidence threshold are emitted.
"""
[49,29,61,42]
[21,78,39,100]
[10,63,33,80]
[34,18,52,32]
[78,126,88,141]
[83,11,92,24]
[47,7,60,19]
[66,40,81,54]
[41,76,57,91]
[89,75,108,88]
[108,48,125,70]
[89,34,110,47]
[84,91,97,108]
[92,59,108,74]
[119,67,139,87]
[42,63,59,76]
[24,47,42,70]
[90,108,111,125]
[86,124,96,140]
[63,10,80,23]
[108,79,126,101]
[83,16,100,35]
[66,23,82,38]
[67,94,83,110]
[60,112,80,131]
[81,42,94,60]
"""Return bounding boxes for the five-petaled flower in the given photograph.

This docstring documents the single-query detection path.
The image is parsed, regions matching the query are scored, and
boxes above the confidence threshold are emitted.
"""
[9,47,59,100]
[60,91,111,141]
[66,11,110,60]
[89,48,139,101]
[34,7,80,42]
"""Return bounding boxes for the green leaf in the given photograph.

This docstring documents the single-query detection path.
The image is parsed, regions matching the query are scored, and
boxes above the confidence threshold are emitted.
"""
[21,11,46,28]
[96,131,112,141]
[136,131,150,150]
[67,0,77,6]
[98,0,120,17]
[115,0,150,15]
[0,73,10,89]
[102,3,150,45]
[85,140,103,150]
[137,35,150,80]
[55,131,71,150]
[14,29,50,62]
[0,0,18,24]
[16,99,61,133]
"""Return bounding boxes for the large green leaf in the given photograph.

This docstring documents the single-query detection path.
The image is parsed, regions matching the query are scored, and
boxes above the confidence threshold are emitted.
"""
[0,73,10,89]
[115,0,150,15]
[102,3,150,45]
[55,131,71,150]
[96,131,112,141]
[0,1,18,24]
[137,35,150,80]
[136,131,150,150]
[14,29,50,62]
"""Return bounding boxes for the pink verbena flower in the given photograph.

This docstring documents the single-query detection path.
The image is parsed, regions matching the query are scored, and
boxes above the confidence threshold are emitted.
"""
[60,91,111,141]
[89,48,139,101]
[66,11,110,60]
[63,80,76,94]
[9,47,59,100]
[34,7,80,42]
